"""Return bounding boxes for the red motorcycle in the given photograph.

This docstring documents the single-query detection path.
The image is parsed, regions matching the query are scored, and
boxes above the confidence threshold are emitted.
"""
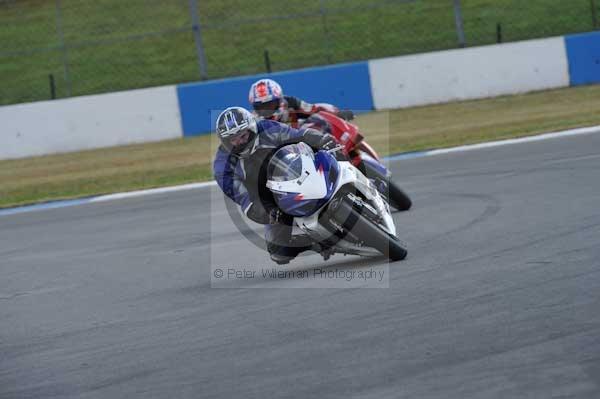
[301,111,412,211]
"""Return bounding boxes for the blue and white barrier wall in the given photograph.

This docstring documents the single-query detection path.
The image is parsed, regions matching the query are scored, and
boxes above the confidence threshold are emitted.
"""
[1,32,598,160]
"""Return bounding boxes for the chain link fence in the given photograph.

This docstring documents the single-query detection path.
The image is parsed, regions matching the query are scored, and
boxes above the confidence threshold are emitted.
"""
[1,0,598,106]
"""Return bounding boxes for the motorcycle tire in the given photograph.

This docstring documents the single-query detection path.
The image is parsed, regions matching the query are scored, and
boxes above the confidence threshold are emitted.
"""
[361,160,412,212]
[388,180,412,211]
[330,195,407,261]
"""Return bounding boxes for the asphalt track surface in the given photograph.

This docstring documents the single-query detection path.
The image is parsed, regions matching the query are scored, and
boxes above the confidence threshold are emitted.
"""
[2,133,600,398]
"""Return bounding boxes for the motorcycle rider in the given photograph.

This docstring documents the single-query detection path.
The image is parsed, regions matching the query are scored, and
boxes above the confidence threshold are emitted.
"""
[250,78,373,182]
[213,106,340,264]
[248,78,354,128]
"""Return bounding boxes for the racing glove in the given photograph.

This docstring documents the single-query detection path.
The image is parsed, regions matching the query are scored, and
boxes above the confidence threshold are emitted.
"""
[300,129,345,159]
[337,109,355,121]
[317,134,338,151]
[318,134,349,161]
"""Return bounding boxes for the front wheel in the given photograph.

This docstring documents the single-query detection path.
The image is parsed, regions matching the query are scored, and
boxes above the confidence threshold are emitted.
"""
[330,195,407,261]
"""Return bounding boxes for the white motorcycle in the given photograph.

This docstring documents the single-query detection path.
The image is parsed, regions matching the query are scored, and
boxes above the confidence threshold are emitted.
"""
[266,142,407,261]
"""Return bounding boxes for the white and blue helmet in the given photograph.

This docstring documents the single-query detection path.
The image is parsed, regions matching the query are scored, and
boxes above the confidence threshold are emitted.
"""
[216,107,258,157]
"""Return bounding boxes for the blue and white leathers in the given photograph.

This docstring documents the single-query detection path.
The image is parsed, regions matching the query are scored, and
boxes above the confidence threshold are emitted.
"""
[266,142,397,258]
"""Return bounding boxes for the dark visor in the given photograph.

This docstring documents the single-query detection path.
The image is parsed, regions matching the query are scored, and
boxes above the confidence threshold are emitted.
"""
[253,99,279,117]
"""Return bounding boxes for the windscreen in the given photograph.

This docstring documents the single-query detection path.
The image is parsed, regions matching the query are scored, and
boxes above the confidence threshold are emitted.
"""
[267,143,313,182]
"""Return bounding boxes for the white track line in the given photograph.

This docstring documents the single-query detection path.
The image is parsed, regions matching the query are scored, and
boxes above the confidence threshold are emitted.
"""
[2,125,600,217]
[0,182,216,217]
[86,181,216,204]
[385,125,600,161]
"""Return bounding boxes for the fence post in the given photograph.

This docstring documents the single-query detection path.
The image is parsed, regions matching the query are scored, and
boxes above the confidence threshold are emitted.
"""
[319,0,333,64]
[264,50,272,73]
[189,0,209,80]
[453,0,466,48]
[54,0,72,96]
[592,0,599,30]
[496,23,503,43]
[49,74,56,99]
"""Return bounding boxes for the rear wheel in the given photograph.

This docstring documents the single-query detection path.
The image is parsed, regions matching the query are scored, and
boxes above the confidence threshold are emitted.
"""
[388,180,412,211]
[361,159,412,211]
[329,195,407,261]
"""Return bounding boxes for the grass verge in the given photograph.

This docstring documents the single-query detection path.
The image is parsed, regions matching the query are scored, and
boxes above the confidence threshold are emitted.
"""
[1,84,600,209]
